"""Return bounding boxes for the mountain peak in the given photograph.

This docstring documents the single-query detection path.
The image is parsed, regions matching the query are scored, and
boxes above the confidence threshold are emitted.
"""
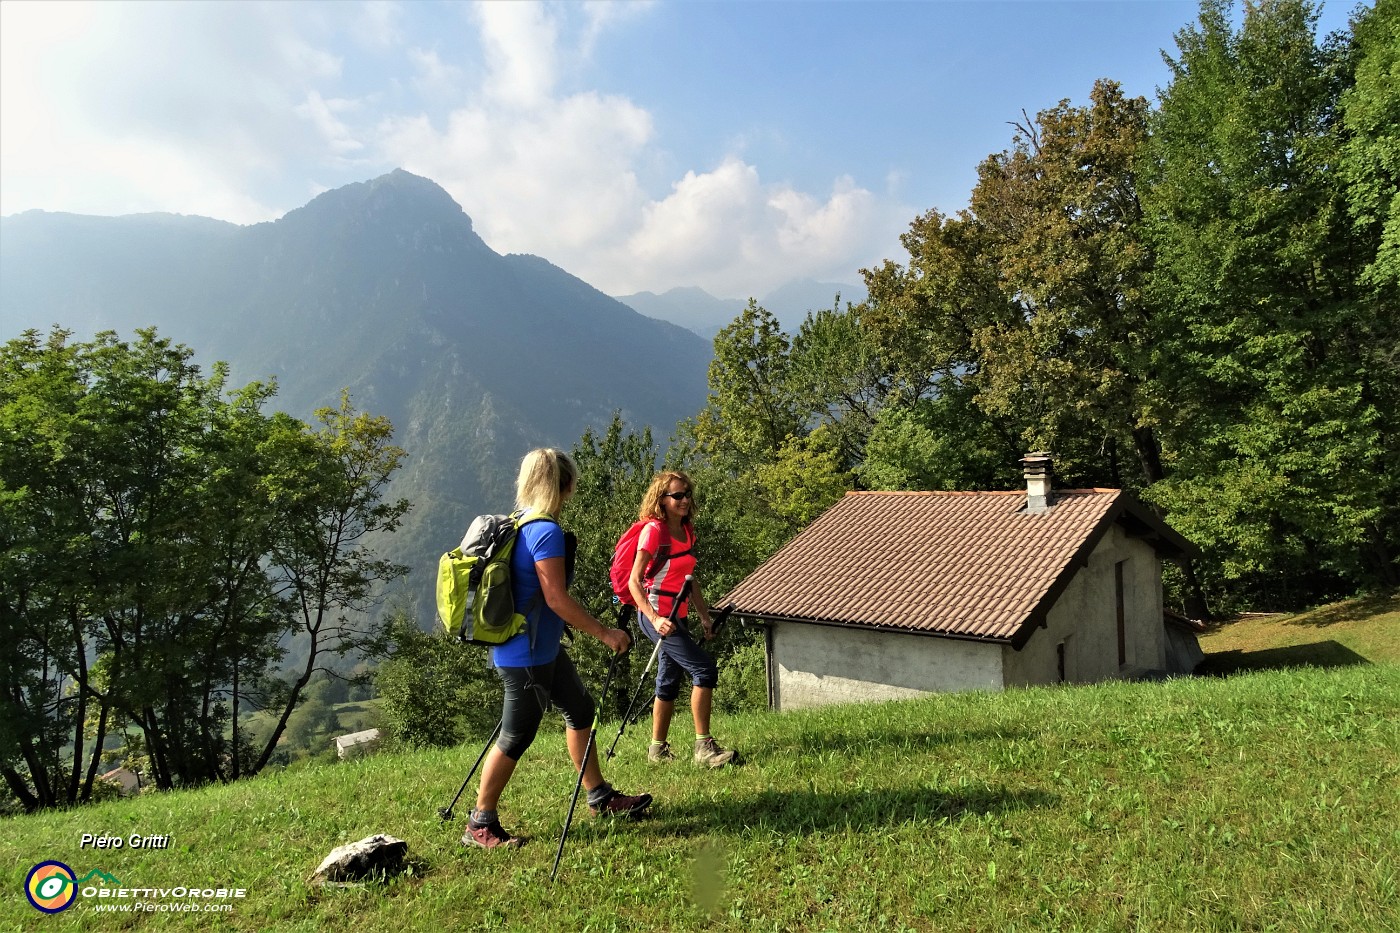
[275,169,479,238]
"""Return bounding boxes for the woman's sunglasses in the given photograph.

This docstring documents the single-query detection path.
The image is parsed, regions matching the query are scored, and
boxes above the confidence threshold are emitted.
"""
[661,490,692,501]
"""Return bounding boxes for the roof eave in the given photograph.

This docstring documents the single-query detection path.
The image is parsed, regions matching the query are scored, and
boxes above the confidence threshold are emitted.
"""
[1114,493,1200,559]
[736,611,1016,646]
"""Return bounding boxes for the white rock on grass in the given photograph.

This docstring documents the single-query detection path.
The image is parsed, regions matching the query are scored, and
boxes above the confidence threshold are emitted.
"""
[311,834,409,883]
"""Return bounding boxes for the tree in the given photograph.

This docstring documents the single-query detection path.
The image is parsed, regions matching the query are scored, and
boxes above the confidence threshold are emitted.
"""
[683,302,860,591]
[856,206,1033,491]
[692,300,804,466]
[1142,0,1398,607]
[567,413,661,619]
[968,80,1170,489]
[1,329,92,810]
[557,414,662,713]
[859,385,1020,492]
[1,328,252,800]
[375,612,497,748]
[1337,0,1400,293]
[1,328,411,810]
[248,392,411,773]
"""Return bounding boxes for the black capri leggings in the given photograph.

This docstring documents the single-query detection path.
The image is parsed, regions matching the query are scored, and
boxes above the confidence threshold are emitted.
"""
[495,650,596,761]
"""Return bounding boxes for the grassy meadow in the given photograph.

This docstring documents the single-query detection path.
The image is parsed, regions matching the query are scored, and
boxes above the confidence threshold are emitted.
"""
[4,594,1398,931]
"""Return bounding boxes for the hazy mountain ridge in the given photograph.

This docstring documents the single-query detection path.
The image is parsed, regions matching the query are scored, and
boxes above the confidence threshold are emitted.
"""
[616,278,867,339]
[0,169,711,625]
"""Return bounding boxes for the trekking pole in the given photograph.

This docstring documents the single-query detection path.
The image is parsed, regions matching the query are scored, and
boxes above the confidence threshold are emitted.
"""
[711,603,737,636]
[550,650,622,885]
[672,602,736,646]
[604,575,694,760]
[437,718,503,822]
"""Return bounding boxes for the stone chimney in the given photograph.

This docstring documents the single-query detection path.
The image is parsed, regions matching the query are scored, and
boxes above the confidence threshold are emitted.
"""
[1021,451,1054,513]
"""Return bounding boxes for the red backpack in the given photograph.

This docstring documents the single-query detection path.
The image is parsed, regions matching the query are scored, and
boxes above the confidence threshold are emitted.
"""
[609,519,691,606]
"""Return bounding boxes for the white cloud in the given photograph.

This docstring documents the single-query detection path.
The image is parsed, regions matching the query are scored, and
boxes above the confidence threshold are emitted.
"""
[618,162,898,297]
[296,92,364,157]
[1,0,908,297]
[375,2,906,297]
[408,46,465,95]
[352,0,405,50]
[473,1,558,109]
[579,0,655,56]
[0,1,354,223]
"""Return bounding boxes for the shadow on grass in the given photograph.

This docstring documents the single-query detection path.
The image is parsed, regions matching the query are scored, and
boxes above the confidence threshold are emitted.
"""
[643,783,1059,840]
[1286,592,1400,628]
[1198,640,1371,676]
[749,727,1033,758]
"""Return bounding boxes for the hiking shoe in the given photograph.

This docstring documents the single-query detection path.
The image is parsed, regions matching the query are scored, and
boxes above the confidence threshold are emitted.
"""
[648,741,677,763]
[590,789,653,819]
[463,820,524,849]
[694,736,739,768]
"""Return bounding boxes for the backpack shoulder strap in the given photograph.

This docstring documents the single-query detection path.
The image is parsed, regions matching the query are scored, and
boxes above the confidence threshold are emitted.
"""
[639,518,672,583]
[511,509,561,651]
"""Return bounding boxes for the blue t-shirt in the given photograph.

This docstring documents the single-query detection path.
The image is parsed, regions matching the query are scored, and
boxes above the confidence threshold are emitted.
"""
[490,518,567,668]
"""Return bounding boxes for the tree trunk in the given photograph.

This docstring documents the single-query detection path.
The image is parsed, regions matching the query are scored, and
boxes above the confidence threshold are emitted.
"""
[82,698,112,803]
[1,765,39,813]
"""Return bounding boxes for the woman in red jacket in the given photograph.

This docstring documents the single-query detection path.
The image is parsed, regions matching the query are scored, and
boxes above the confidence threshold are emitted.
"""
[628,470,738,768]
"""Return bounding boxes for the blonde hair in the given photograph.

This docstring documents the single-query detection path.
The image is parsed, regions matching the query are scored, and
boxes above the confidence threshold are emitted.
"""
[516,448,578,515]
[638,470,697,523]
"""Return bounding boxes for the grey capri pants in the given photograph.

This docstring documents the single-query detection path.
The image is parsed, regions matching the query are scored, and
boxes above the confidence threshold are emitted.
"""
[495,650,596,761]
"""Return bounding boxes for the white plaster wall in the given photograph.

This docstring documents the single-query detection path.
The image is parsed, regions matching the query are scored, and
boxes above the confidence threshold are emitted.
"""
[1003,526,1166,687]
[771,621,1003,710]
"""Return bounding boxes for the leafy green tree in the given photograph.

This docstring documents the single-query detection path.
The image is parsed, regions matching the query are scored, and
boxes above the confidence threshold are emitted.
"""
[1142,0,1398,607]
[967,80,1170,489]
[751,428,851,529]
[249,392,411,773]
[1338,0,1400,293]
[785,300,891,467]
[1,329,92,810]
[692,301,804,466]
[859,386,1020,492]
[283,693,340,754]
[1,328,411,809]
[685,303,859,578]
[561,414,671,714]
[856,203,1034,494]
[567,414,661,619]
[1,328,252,799]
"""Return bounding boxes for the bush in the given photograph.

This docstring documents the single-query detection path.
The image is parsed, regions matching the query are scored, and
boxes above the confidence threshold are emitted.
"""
[375,616,499,749]
[715,629,769,713]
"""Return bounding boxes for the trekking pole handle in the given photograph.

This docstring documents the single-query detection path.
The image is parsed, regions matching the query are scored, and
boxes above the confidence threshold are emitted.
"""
[709,603,736,636]
[663,575,694,636]
[665,575,703,643]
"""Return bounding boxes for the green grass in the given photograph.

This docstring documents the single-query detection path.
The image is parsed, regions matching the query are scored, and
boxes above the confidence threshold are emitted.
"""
[5,601,1399,932]
[1198,591,1400,673]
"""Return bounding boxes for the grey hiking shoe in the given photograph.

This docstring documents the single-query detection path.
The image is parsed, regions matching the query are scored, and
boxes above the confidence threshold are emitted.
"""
[648,741,677,763]
[694,736,739,768]
[463,820,524,849]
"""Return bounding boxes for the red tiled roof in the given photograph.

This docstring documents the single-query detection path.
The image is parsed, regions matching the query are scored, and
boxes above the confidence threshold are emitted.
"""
[722,489,1194,647]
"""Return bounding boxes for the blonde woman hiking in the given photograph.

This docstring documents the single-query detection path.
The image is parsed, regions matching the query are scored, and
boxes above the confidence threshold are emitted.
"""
[466,448,653,849]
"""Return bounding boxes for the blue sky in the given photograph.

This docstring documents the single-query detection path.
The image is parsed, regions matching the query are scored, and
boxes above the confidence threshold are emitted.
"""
[0,1,1362,299]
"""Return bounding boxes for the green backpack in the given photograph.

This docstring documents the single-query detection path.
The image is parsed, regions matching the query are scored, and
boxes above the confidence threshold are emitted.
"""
[437,510,554,646]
